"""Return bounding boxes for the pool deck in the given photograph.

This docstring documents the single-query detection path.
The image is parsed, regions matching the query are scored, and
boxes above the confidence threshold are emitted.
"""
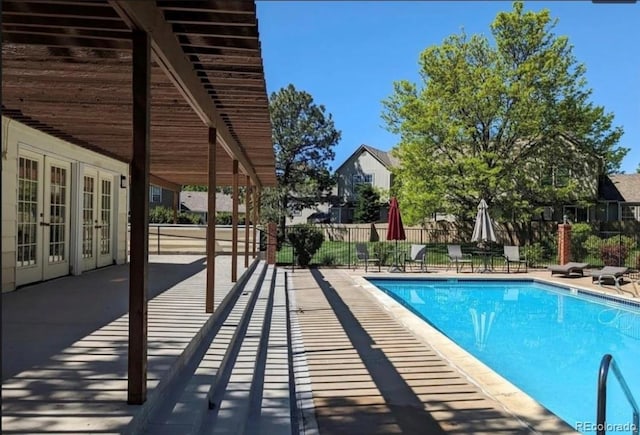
[289,266,639,435]
[2,258,638,434]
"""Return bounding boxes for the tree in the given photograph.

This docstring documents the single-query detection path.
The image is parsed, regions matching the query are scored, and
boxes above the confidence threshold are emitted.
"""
[382,1,627,225]
[636,163,640,174]
[353,184,381,223]
[266,84,341,236]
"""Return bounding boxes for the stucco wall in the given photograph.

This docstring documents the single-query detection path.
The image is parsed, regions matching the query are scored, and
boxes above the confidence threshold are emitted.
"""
[2,117,129,292]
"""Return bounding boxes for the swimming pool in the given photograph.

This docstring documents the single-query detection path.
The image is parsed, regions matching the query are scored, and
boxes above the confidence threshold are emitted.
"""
[367,278,640,434]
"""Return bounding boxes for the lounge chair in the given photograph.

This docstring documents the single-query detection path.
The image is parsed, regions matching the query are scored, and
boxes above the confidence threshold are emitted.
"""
[404,244,427,272]
[447,245,473,272]
[503,246,527,273]
[590,266,629,290]
[548,262,589,277]
[355,243,380,272]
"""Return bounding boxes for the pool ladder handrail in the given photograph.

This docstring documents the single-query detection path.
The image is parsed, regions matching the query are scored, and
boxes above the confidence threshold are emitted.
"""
[597,354,640,435]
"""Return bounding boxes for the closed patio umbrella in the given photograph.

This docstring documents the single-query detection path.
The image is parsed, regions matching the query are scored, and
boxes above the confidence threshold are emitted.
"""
[471,199,496,272]
[471,199,496,244]
[369,222,379,242]
[386,197,406,272]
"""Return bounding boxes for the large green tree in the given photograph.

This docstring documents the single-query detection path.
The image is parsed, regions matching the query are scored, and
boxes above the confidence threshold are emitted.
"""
[382,2,627,225]
[262,84,341,235]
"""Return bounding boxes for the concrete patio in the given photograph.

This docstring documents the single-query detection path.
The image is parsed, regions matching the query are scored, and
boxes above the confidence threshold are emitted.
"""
[2,255,251,434]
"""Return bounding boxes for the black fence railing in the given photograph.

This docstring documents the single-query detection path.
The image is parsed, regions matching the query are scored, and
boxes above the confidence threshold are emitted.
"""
[277,225,640,271]
[574,231,640,269]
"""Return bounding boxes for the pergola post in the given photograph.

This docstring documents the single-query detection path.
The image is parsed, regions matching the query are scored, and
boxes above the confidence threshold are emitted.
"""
[231,160,239,282]
[128,29,150,405]
[244,175,250,268]
[206,127,217,313]
[172,190,178,224]
[252,187,259,257]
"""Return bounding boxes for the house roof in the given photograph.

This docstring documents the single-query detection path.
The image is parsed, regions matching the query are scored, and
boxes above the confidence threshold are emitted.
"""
[2,0,275,188]
[602,174,640,203]
[180,191,245,213]
[334,144,399,174]
[362,144,400,169]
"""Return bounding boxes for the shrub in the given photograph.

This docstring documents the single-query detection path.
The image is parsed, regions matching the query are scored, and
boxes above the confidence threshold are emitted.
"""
[599,244,628,266]
[287,225,324,267]
[177,212,202,224]
[522,243,543,268]
[149,206,174,223]
[538,233,557,262]
[570,223,594,261]
[215,212,246,225]
[583,235,603,258]
[319,253,336,267]
[371,242,394,266]
[148,206,203,224]
[216,212,232,225]
[616,235,637,252]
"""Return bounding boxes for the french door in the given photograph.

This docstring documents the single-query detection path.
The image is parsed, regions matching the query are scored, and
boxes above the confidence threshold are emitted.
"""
[16,150,71,286]
[82,168,114,271]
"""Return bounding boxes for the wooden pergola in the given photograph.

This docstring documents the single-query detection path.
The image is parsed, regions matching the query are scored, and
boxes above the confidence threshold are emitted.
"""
[2,0,275,404]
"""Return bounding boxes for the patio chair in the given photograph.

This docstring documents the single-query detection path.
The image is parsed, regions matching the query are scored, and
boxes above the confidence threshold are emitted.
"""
[355,243,380,272]
[404,244,427,272]
[503,246,528,273]
[447,245,473,273]
[590,266,629,290]
[548,262,589,277]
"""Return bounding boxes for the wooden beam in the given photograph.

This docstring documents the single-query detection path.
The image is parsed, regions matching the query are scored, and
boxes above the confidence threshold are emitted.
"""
[109,1,262,189]
[128,29,150,405]
[231,159,238,282]
[244,175,250,268]
[149,174,181,192]
[206,127,216,313]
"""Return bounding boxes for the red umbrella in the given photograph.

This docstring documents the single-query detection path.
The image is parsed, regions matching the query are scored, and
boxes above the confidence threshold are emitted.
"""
[386,197,406,271]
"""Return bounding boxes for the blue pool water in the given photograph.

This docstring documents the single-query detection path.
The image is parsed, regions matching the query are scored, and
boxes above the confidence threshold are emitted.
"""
[368,278,640,434]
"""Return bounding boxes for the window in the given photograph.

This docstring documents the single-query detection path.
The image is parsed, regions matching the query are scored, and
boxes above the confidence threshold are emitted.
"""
[621,204,640,221]
[554,167,570,187]
[541,166,571,187]
[596,202,619,222]
[563,205,589,223]
[352,173,373,187]
[150,185,162,203]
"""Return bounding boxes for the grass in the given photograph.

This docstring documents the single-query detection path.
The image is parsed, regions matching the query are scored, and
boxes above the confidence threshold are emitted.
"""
[277,240,559,269]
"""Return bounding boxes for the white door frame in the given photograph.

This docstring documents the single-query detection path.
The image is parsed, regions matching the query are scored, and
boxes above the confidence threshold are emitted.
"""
[15,149,72,285]
[15,149,44,286]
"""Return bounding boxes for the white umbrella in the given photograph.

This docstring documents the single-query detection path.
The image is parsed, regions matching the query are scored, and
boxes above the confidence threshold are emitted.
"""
[471,199,496,244]
[470,308,496,351]
[471,199,496,273]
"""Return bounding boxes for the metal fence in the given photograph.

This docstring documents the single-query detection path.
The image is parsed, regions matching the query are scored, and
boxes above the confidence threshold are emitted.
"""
[131,223,640,271]
[277,225,640,271]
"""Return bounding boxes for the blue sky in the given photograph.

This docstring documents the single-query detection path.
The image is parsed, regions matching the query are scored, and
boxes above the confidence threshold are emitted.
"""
[256,1,639,174]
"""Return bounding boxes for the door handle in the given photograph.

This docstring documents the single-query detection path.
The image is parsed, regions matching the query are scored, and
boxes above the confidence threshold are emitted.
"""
[94,225,103,229]
[40,222,50,226]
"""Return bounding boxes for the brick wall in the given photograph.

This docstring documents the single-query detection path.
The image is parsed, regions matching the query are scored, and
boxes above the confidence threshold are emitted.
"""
[557,223,571,265]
